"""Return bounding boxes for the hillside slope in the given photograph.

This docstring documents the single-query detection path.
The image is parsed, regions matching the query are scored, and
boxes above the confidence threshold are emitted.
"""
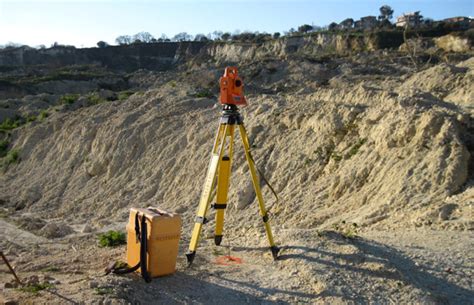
[1,54,472,234]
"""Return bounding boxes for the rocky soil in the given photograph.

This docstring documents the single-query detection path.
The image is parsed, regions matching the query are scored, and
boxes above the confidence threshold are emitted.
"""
[1,45,473,304]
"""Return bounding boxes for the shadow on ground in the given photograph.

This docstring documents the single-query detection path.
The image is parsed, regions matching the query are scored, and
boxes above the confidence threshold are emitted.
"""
[119,271,290,304]
[255,231,472,304]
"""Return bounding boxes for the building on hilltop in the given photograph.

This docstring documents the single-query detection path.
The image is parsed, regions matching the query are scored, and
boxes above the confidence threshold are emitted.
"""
[442,16,472,29]
[339,18,354,30]
[354,16,378,30]
[396,11,423,28]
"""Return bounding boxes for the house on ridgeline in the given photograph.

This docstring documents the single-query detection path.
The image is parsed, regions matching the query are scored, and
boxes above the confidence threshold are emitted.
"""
[338,18,354,30]
[354,16,378,30]
[442,16,472,29]
[396,11,423,28]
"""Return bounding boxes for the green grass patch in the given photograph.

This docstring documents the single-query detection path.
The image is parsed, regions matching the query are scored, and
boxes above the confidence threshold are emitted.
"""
[117,90,135,101]
[39,110,49,121]
[314,148,322,154]
[194,89,214,98]
[0,117,24,131]
[98,230,126,247]
[332,220,358,239]
[0,139,8,158]
[60,94,79,105]
[3,149,20,166]
[18,282,53,294]
[345,138,367,159]
[0,209,9,218]
[95,287,114,295]
[26,115,37,123]
[331,151,343,162]
[10,66,112,86]
[87,93,106,105]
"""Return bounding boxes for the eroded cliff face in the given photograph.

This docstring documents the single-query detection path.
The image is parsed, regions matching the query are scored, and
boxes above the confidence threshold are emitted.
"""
[1,31,471,70]
[204,32,403,63]
[0,42,206,71]
[0,31,412,69]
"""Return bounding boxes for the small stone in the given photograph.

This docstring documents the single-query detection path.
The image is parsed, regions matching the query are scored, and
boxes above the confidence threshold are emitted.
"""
[175,206,187,214]
[39,222,74,238]
[43,275,60,284]
[4,281,18,289]
[26,275,39,285]
[4,299,19,305]
[438,203,458,221]
[81,224,93,233]
[236,181,255,210]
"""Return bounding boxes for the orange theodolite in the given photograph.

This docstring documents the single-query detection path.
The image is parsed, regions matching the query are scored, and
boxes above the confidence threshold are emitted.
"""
[219,67,247,106]
[186,66,279,265]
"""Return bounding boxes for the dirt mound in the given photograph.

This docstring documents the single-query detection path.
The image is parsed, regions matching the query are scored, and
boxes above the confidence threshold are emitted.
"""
[399,58,474,107]
[1,54,472,234]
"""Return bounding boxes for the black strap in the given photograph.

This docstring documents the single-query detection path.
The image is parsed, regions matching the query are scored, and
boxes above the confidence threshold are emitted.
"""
[111,261,140,274]
[247,149,279,212]
[108,213,151,282]
[139,214,151,282]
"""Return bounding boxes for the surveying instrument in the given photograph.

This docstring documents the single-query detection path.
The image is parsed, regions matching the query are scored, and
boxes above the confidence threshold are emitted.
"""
[186,67,279,265]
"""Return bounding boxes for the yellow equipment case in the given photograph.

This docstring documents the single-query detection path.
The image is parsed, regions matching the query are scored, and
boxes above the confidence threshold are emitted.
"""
[126,207,181,278]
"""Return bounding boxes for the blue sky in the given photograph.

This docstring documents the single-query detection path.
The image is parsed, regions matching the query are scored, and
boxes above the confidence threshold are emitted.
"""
[0,0,472,48]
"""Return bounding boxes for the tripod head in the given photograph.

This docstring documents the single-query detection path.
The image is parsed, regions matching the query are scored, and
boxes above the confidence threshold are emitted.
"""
[219,67,247,107]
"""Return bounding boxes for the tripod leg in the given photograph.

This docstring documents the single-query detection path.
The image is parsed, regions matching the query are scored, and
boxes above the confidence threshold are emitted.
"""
[214,125,234,245]
[238,124,279,260]
[186,124,228,265]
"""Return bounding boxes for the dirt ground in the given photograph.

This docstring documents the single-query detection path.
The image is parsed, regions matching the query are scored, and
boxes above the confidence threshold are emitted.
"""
[1,219,473,304]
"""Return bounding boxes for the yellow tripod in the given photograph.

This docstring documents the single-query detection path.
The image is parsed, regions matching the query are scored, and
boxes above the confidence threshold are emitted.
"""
[186,104,279,265]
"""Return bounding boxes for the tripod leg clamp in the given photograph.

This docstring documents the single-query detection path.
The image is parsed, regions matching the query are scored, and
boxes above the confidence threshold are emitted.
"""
[195,216,208,224]
[211,203,227,210]
[262,214,269,223]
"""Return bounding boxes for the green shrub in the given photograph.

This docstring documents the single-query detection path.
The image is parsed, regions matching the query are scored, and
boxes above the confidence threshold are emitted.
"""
[60,94,79,105]
[0,117,23,130]
[332,220,358,239]
[87,93,106,105]
[464,28,474,43]
[118,90,135,100]
[26,115,37,123]
[19,282,53,294]
[345,138,367,159]
[4,149,20,165]
[194,89,214,98]
[331,151,343,162]
[39,110,49,121]
[95,287,114,295]
[98,230,126,247]
[0,140,8,157]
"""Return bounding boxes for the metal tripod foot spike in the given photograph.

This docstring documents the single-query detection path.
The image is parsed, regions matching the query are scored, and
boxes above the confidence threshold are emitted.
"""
[187,104,279,265]
[185,251,196,265]
[271,246,280,261]
[214,235,223,246]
